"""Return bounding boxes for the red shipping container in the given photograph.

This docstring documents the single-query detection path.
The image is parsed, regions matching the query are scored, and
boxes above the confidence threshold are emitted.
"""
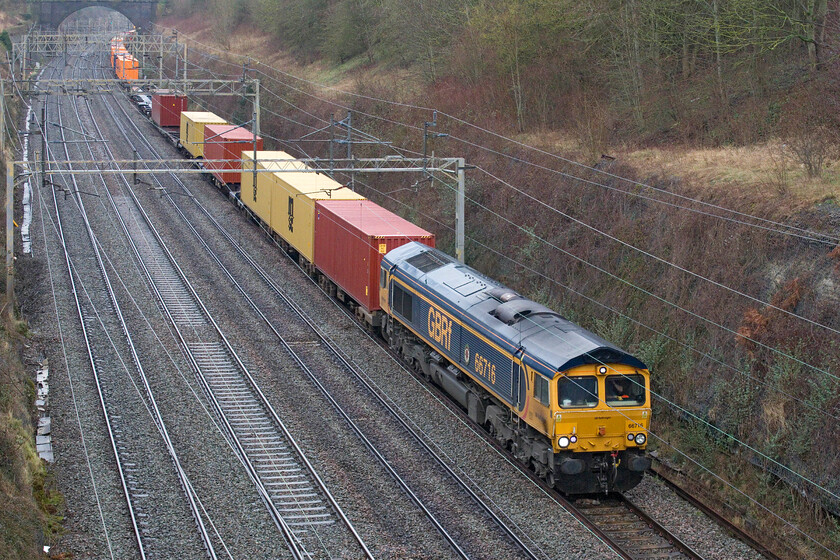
[203,124,264,185]
[151,91,188,128]
[315,199,435,312]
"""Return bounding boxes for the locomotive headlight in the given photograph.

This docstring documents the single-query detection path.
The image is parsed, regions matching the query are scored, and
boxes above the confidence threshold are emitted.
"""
[598,366,608,375]
[634,433,647,445]
[558,436,570,448]
[627,433,635,441]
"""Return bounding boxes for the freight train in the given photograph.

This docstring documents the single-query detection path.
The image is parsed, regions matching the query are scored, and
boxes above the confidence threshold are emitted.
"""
[114,49,652,494]
[110,33,139,81]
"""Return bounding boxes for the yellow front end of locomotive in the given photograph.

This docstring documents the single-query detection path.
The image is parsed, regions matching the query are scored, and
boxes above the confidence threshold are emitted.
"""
[549,364,651,454]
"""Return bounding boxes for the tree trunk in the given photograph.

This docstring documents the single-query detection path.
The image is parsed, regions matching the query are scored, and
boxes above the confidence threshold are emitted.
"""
[625,0,644,128]
[806,0,817,70]
[508,2,525,132]
[712,0,726,102]
[815,0,828,71]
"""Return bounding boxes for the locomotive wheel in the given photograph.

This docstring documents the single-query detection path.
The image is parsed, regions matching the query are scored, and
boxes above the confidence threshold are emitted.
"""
[485,421,495,437]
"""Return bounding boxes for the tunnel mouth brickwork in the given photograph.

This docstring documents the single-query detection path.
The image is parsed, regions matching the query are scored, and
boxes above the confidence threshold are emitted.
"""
[32,1,158,31]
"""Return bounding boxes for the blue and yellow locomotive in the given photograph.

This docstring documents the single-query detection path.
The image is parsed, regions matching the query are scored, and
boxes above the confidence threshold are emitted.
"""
[380,242,652,494]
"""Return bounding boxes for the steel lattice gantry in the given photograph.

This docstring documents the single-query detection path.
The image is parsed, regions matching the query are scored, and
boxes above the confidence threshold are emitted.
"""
[12,30,181,83]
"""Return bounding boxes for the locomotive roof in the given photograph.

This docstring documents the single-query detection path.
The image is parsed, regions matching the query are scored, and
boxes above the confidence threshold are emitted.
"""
[385,242,647,376]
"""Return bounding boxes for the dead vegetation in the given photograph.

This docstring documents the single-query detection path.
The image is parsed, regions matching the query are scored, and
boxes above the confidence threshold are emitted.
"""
[110,7,840,556]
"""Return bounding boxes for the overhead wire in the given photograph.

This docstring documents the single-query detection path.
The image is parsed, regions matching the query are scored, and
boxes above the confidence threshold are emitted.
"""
[443,131,840,245]
[26,31,840,556]
[170,51,326,132]
[458,165,840,384]
[473,165,840,337]
[161,25,840,248]
[266,64,838,247]
[174,45,840,421]
[318,167,840,555]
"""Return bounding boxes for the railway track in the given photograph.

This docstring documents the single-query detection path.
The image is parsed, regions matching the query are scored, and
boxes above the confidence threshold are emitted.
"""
[90,50,719,559]
[571,495,702,560]
[67,52,374,560]
[649,461,782,560]
[93,55,558,560]
[43,56,215,559]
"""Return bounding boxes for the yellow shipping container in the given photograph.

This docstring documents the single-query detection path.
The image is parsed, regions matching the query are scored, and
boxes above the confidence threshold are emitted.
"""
[268,166,365,264]
[241,151,364,262]
[241,151,305,227]
[179,111,227,158]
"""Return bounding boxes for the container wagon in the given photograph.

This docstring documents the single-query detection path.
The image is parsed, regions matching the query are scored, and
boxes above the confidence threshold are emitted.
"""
[179,111,227,158]
[151,90,188,128]
[203,124,263,187]
[239,151,365,266]
[115,54,139,81]
[241,151,307,225]
[314,199,434,327]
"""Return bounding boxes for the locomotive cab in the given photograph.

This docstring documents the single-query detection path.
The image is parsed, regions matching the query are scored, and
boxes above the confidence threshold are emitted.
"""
[549,364,652,493]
